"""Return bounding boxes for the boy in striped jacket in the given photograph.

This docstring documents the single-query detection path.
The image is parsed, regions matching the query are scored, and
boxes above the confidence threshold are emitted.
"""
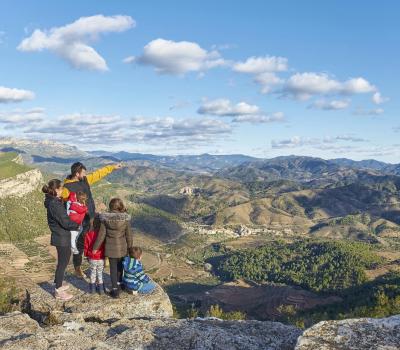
[122,247,156,294]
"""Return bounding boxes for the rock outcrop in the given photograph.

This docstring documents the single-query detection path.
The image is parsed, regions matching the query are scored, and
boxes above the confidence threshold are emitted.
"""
[0,168,42,198]
[295,315,400,349]
[0,311,301,350]
[23,274,173,325]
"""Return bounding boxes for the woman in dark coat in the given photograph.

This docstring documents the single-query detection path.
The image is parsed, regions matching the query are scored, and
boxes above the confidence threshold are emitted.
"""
[43,179,79,300]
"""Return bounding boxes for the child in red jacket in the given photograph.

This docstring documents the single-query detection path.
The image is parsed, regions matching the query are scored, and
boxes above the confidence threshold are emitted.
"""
[66,191,88,255]
[84,215,105,294]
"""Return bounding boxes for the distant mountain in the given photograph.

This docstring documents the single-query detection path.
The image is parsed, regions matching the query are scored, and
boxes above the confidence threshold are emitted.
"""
[89,151,261,173]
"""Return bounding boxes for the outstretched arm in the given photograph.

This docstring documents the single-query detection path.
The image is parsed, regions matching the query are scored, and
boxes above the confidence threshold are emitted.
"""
[86,164,122,185]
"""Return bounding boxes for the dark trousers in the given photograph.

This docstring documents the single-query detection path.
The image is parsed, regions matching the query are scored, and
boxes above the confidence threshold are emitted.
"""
[109,257,123,290]
[54,246,71,289]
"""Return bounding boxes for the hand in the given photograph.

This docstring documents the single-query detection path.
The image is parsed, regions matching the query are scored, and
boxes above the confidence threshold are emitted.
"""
[92,250,98,254]
[114,163,124,169]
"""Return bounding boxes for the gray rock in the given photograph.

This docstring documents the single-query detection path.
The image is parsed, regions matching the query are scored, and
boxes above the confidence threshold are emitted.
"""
[23,274,173,325]
[296,314,400,350]
[0,312,301,350]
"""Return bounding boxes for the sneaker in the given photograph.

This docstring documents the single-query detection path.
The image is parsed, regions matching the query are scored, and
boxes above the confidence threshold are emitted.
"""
[126,289,138,295]
[55,288,73,301]
[74,266,85,278]
[110,288,120,299]
[89,283,96,294]
[97,283,105,295]
[58,284,70,292]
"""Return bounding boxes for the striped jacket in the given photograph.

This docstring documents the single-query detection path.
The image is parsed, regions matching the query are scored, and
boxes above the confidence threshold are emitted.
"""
[122,256,150,291]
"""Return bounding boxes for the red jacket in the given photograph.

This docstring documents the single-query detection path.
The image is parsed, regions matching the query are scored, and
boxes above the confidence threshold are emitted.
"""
[84,230,105,260]
[67,192,88,225]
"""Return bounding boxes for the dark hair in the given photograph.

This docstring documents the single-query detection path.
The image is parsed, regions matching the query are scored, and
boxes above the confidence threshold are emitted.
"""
[42,179,62,197]
[109,198,126,212]
[76,191,87,204]
[92,214,101,231]
[128,246,142,259]
[70,162,86,178]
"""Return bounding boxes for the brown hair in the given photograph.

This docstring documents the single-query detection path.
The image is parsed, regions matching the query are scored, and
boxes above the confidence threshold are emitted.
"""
[109,198,126,212]
[128,246,143,259]
[76,191,87,204]
[42,179,62,197]
[92,214,101,231]
[67,162,87,180]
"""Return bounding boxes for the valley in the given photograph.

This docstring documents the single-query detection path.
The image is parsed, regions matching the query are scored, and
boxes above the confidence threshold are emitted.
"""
[0,139,399,328]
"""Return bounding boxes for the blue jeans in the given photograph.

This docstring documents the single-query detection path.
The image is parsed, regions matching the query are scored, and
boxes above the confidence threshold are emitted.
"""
[138,280,156,294]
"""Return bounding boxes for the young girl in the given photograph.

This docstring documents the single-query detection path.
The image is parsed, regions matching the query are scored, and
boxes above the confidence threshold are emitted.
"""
[122,246,156,295]
[43,179,80,301]
[92,198,133,298]
[84,215,105,294]
[66,191,88,255]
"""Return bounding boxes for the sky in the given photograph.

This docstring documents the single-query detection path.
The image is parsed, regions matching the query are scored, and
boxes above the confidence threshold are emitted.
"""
[0,1,398,162]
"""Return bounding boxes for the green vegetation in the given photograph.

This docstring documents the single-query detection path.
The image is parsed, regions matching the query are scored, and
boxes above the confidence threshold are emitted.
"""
[205,304,246,320]
[295,272,400,327]
[0,277,19,314]
[0,190,48,241]
[216,240,384,293]
[0,152,31,180]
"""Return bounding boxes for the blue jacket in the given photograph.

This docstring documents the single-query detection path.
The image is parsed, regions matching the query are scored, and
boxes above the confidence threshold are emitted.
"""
[122,256,150,291]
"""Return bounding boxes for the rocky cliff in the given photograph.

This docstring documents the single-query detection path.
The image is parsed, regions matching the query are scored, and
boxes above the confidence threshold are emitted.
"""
[0,168,43,198]
[0,274,398,349]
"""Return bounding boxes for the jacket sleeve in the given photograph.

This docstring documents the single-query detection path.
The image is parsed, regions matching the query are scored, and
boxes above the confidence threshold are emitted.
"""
[86,165,118,185]
[70,203,88,215]
[83,231,91,257]
[49,200,79,231]
[125,221,133,249]
[93,222,106,251]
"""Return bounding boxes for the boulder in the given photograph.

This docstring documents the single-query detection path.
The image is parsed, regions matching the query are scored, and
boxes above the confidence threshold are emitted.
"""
[0,312,301,350]
[23,273,173,325]
[296,314,400,349]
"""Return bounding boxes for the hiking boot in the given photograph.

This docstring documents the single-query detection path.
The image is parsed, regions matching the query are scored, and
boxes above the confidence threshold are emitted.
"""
[97,283,105,295]
[74,266,85,278]
[110,288,120,299]
[89,283,96,294]
[55,288,73,301]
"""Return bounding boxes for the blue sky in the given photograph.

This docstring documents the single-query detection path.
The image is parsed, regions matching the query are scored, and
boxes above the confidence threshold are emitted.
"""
[0,1,398,161]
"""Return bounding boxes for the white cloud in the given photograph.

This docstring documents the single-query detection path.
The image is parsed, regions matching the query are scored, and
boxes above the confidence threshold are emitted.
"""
[282,73,376,100]
[233,56,288,74]
[309,99,350,110]
[232,112,284,124]
[372,92,389,105]
[271,135,368,149]
[0,107,45,127]
[0,86,35,103]
[19,112,231,147]
[130,38,226,75]
[197,98,284,124]
[198,98,260,116]
[254,72,283,93]
[18,15,135,71]
[353,108,384,116]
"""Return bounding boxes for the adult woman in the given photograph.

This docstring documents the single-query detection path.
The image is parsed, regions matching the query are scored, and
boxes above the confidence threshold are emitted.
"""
[43,179,79,300]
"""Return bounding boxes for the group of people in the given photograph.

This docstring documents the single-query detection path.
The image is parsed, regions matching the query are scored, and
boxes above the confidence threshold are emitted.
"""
[42,161,156,301]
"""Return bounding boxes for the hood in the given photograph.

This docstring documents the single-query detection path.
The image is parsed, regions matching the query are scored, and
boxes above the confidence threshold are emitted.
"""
[99,212,131,222]
[68,191,77,202]
[44,194,58,209]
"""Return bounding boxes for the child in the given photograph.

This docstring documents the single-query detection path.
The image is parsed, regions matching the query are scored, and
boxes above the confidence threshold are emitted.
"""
[66,191,88,254]
[92,198,133,299]
[123,246,156,295]
[84,215,106,294]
